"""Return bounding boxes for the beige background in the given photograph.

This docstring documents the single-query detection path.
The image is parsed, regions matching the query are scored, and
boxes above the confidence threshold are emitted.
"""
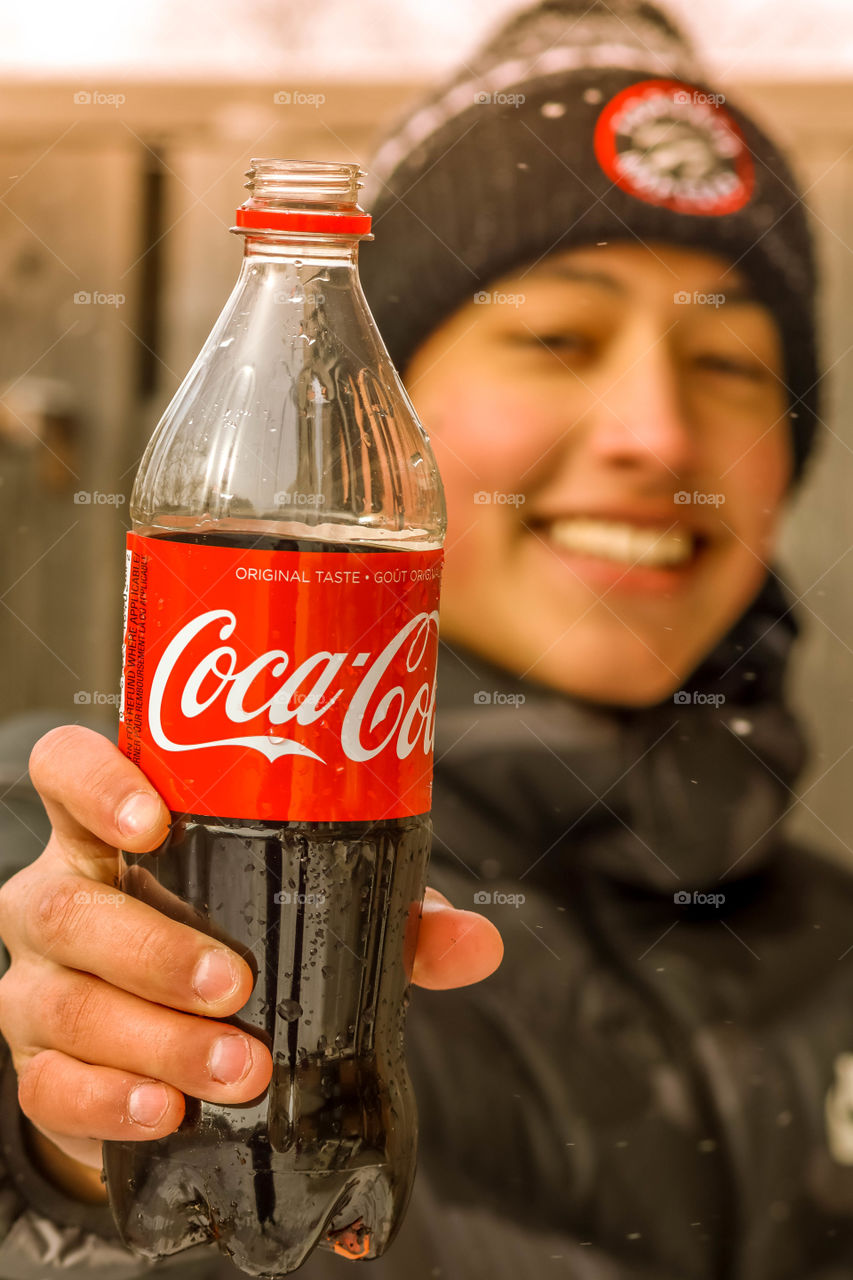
[3,1,853,79]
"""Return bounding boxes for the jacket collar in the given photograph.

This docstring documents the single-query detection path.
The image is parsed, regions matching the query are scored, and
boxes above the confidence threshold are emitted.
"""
[431,570,806,894]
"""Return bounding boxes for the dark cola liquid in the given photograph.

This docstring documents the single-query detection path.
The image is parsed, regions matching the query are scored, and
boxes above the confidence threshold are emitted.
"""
[103,532,432,1276]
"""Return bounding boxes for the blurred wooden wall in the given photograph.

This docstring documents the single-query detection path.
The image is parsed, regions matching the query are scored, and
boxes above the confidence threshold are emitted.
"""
[0,78,850,861]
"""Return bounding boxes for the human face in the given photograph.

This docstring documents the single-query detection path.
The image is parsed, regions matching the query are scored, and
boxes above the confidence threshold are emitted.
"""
[404,242,792,707]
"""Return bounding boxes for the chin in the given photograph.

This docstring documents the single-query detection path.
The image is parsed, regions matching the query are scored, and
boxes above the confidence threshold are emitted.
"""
[441,610,723,711]
[543,670,686,710]
[517,641,697,710]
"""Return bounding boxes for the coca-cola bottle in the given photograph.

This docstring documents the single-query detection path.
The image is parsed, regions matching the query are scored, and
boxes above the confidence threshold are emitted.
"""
[103,158,445,1275]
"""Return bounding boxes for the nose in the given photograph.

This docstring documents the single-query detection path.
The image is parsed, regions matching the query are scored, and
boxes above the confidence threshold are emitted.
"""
[579,327,696,478]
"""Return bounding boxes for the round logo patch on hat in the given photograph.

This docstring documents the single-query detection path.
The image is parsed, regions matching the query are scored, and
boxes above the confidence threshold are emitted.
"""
[594,78,754,216]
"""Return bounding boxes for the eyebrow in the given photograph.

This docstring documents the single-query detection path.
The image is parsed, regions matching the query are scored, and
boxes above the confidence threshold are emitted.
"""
[528,264,628,293]
[527,262,760,306]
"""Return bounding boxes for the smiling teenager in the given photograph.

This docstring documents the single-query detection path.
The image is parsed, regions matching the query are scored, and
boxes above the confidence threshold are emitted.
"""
[402,241,792,705]
[0,3,852,1280]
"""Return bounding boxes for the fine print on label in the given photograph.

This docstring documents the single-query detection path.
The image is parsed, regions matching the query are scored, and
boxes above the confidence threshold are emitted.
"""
[120,533,444,822]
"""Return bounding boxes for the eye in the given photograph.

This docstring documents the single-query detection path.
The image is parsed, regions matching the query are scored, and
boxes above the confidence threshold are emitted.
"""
[505,331,595,359]
[693,352,769,382]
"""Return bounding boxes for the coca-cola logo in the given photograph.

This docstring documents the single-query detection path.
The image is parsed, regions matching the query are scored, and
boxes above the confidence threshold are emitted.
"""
[148,608,440,765]
[121,537,443,820]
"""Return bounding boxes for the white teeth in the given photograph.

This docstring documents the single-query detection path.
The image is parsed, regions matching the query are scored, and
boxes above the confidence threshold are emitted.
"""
[546,518,695,567]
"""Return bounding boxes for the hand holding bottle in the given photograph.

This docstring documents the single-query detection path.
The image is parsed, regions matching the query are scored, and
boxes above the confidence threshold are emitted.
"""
[0,726,503,1192]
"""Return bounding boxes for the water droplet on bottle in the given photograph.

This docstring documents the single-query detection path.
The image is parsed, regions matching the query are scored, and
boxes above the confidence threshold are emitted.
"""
[276,999,302,1021]
[219,337,235,348]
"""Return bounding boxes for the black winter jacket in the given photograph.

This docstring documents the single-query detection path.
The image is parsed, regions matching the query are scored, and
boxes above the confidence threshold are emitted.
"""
[3,573,853,1279]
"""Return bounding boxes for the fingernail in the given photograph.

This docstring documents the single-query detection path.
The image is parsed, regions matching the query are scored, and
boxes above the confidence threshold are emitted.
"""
[421,898,453,914]
[193,949,241,1004]
[118,791,164,837]
[208,1034,252,1084]
[128,1082,169,1127]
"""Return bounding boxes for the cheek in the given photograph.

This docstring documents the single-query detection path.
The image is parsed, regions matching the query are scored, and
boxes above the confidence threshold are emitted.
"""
[420,370,557,501]
[699,428,790,636]
[719,429,791,555]
[411,373,547,596]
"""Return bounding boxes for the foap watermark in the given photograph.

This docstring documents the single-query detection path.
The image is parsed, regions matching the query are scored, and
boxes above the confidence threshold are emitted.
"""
[473,890,526,907]
[474,90,526,108]
[73,491,126,505]
[673,88,726,108]
[286,690,330,715]
[73,90,126,108]
[273,90,326,108]
[474,289,525,307]
[674,889,726,908]
[673,690,726,708]
[74,691,121,707]
[73,889,126,906]
[73,290,125,307]
[273,290,325,305]
[274,890,326,906]
[474,490,525,506]
[473,690,526,707]
[674,490,725,507]
[674,290,726,308]
[274,491,325,507]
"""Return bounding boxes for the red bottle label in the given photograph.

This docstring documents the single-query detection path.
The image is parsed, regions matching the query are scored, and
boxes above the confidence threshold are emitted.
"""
[119,534,443,821]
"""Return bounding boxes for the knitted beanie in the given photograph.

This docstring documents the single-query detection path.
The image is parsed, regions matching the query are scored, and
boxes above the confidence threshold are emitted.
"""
[359,0,821,482]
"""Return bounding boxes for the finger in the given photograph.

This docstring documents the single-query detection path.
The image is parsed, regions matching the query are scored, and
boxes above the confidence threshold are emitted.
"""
[121,865,254,963]
[16,969,272,1107]
[18,879,254,1016]
[29,727,170,869]
[25,1120,108,1188]
[412,896,504,990]
[17,1047,186,1146]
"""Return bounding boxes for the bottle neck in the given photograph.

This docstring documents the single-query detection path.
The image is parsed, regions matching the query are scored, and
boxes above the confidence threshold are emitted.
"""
[240,234,359,269]
[234,160,370,269]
